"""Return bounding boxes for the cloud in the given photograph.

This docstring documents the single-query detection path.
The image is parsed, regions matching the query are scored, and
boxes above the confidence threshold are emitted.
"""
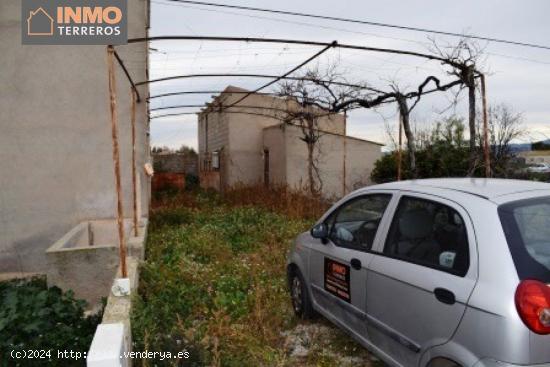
[148,0,550,149]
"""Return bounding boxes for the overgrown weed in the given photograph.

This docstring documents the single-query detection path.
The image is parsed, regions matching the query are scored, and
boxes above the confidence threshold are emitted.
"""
[132,185,372,366]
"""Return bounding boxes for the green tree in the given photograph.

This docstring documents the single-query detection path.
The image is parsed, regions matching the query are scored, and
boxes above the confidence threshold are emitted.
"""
[371,117,471,182]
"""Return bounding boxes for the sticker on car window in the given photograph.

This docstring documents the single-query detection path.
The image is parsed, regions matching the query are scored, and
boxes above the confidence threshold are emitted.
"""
[324,258,351,303]
[439,251,456,268]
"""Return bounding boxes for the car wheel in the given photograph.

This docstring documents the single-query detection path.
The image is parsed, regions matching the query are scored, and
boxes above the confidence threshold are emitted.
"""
[289,269,315,319]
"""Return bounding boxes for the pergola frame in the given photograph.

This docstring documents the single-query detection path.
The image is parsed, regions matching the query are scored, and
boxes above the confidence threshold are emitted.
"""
[107,35,490,276]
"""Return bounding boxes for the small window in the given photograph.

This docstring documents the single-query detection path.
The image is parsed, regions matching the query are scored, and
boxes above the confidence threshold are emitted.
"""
[211,151,220,170]
[383,196,469,276]
[327,194,391,251]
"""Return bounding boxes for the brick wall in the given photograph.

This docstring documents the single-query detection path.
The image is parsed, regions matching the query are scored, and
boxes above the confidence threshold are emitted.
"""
[152,153,198,175]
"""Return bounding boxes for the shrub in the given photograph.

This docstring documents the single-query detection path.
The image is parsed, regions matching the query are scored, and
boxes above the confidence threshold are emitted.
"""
[185,173,200,191]
[0,277,102,367]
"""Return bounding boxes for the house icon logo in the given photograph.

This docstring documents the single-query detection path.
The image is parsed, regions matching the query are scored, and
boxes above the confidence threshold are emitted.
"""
[22,0,128,45]
[27,7,54,36]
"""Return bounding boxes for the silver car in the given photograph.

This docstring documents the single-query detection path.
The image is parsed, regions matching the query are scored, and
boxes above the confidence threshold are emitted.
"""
[287,178,550,367]
[526,163,550,173]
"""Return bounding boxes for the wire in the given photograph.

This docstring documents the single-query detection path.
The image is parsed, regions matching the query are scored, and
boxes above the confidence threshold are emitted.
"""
[136,73,382,93]
[128,36,464,69]
[148,90,279,100]
[156,0,550,51]
[151,2,550,66]
[152,1,432,48]
[223,41,336,109]
[151,104,294,112]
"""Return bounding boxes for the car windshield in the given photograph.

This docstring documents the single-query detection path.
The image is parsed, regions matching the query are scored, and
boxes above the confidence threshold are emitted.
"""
[499,196,550,282]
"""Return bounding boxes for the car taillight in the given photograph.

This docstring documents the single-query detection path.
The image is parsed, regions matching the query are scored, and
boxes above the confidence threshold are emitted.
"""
[515,280,550,335]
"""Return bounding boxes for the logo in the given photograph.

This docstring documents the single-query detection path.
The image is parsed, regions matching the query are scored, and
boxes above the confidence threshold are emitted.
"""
[27,8,54,36]
[22,0,127,45]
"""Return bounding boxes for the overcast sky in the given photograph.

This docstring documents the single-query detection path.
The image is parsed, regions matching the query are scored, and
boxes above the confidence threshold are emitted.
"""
[146,0,550,150]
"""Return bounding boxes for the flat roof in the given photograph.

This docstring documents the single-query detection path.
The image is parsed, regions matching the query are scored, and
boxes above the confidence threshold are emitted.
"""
[266,122,385,146]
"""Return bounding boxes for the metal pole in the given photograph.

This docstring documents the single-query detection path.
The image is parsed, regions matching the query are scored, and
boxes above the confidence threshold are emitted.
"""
[107,46,128,278]
[343,111,347,196]
[131,88,139,237]
[113,50,141,102]
[397,111,403,181]
[480,74,491,178]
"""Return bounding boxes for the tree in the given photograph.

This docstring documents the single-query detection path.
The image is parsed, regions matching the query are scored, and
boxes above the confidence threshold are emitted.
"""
[430,37,485,174]
[278,66,367,194]
[533,141,550,151]
[177,145,198,157]
[151,145,173,153]
[372,117,470,182]
[477,103,524,176]
[394,90,418,177]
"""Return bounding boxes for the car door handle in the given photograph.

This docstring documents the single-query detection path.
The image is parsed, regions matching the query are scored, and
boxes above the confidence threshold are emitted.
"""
[350,258,362,270]
[434,288,456,305]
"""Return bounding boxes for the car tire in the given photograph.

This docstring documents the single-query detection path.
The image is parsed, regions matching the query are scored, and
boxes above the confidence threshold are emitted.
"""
[289,268,316,319]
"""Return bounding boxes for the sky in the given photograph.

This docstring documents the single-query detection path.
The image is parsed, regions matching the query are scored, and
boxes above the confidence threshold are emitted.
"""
[145,0,550,150]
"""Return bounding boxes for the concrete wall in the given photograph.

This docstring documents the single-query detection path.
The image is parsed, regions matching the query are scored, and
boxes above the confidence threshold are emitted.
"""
[270,124,382,199]
[198,86,346,188]
[345,136,383,190]
[225,93,283,186]
[518,151,550,164]
[45,218,146,307]
[0,0,150,273]
[198,111,229,158]
[152,153,198,175]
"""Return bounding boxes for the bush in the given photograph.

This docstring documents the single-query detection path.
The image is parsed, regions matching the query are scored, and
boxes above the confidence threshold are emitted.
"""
[371,146,471,183]
[185,173,200,191]
[0,277,102,367]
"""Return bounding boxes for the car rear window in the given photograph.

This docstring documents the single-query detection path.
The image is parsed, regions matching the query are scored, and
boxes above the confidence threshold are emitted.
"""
[499,196,550,282]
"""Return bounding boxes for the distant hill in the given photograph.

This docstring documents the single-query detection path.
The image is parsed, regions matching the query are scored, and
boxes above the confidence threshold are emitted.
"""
[510,143,533,153]
[510,139,550,153]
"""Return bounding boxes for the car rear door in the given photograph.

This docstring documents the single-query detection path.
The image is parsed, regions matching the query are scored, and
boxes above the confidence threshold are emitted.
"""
[365,192,478,367]
[308,192,394,343]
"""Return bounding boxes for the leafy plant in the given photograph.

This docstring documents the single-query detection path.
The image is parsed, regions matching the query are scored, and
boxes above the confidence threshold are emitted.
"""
[0,277,102,367]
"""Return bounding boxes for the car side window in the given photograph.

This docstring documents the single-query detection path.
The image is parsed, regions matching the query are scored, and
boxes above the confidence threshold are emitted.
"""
[326,194,391,251]
[383,196,469,276]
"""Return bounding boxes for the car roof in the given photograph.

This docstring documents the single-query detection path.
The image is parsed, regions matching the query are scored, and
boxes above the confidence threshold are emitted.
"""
[364,178,550,200]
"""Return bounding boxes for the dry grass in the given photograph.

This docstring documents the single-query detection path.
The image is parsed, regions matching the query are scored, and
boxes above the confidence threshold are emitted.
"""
[151,184,330,220]
[133,186,374,367]
[222,184,330,220]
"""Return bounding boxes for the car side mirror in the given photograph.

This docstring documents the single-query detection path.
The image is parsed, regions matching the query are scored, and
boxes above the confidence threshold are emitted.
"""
[311,223,328,242]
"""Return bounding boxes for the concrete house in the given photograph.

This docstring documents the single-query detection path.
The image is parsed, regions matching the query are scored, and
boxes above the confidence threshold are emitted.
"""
[0,0,151,278]
[198,86,383,198]
[518,150,550,165]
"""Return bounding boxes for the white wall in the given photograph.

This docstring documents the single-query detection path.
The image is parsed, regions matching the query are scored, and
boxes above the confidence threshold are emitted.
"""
[198,87,348,188]
[0,0,150,273]
[283,124,382,198]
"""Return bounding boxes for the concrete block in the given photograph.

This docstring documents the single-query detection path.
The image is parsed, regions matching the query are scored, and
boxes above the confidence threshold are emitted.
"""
[45,218,147,307]
[87,323,128,367]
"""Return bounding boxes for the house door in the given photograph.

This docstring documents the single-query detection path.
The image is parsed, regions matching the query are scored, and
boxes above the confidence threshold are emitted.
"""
[263,149,270,186]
